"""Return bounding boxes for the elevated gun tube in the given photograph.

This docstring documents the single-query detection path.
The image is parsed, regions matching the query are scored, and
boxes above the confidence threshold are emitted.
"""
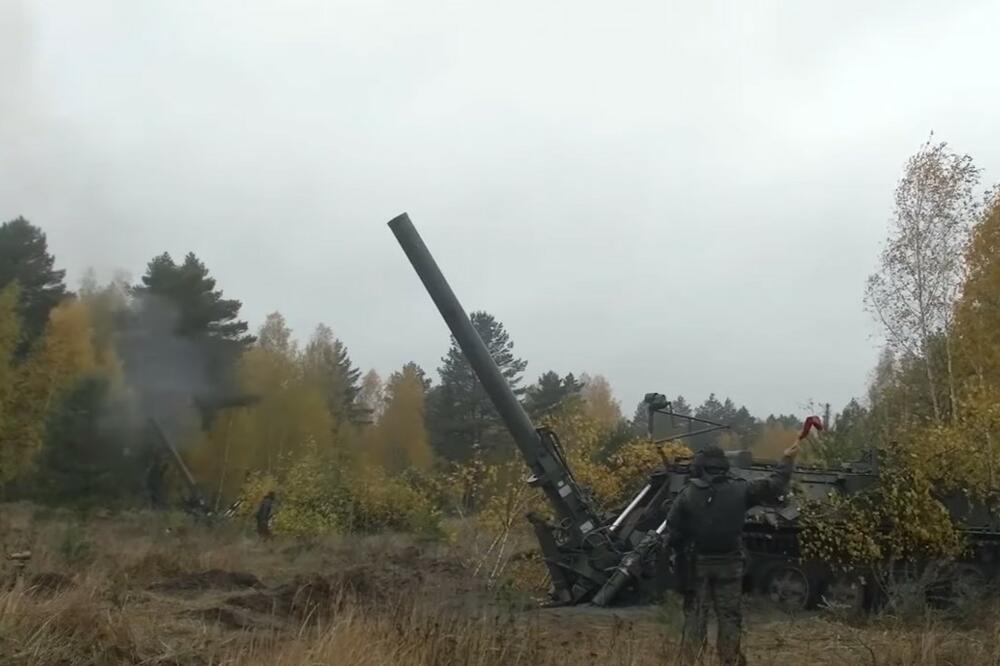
[388,213,601,539]
[148,418,200,496]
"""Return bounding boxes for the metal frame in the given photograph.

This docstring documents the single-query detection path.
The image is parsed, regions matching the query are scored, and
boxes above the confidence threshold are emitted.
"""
[645,397,730,445]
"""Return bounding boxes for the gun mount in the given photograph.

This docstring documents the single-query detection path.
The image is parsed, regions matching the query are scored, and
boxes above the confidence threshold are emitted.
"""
[148,418,212,516]
[146,394,259,516]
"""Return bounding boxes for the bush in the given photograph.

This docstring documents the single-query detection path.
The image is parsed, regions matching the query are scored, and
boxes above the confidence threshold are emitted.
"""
[235,444,442,538]
[58,522,92,565]
[800,441,961,570]
[335,468,442,537]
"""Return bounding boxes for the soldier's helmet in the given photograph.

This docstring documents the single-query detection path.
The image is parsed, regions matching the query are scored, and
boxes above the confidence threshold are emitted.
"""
[700,445,730,473]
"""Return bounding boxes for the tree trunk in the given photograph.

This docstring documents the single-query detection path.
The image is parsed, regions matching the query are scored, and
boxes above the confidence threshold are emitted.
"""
[944,332,957,424]
[922,348,942,423]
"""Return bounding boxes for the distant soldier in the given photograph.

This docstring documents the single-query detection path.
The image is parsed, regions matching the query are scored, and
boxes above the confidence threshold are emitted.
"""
[255,491,276,539]
[666,438,801,665]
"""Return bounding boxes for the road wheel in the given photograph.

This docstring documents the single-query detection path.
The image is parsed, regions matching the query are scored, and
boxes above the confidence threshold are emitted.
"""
[925,562,988,607]
[819,576,864,612]
[948,564,988,607]
[762,563,812,612]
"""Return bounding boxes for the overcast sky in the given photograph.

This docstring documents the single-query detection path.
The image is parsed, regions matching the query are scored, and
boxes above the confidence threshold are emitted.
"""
[2,0,998,417]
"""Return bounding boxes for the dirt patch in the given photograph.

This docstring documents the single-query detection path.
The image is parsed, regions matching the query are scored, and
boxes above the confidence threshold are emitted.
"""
[150,569,261,593]
[334,563,416,601]
[227,591,281,615]
[124,550,194,581]
[2,571,76,597]
[27,572,75,597]
[184,606,263,631]
[225,565,418,621]
[227,574,338,621]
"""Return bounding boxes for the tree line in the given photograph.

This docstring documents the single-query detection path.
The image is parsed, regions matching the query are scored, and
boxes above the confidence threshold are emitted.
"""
[0,213,813,510]
[2,135,998,521]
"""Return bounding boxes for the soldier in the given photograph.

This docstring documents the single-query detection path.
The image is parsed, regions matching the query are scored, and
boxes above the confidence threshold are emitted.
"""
[675,450,705,616]
[255,491,276,540]
[666,438,801,665]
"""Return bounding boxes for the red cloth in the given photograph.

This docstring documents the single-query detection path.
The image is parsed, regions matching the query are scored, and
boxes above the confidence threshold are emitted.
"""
[799,416,824,440]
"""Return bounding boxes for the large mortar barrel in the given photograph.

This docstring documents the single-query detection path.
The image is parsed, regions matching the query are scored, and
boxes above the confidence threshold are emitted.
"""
[388,213,541,462]
[388,213,599,533]
[149,417,200,495]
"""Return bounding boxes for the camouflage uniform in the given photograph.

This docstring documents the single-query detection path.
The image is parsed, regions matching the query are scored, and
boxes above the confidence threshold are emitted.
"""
[256,492,276,539]
[666,447,793,665]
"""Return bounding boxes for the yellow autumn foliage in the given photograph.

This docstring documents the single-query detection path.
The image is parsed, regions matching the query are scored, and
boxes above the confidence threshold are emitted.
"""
[910,387,1000,498]
[0,284,20,442]
[800,461,961,570]
[0,298,96,483]
[539,400,690,507]
[235,442,441,537]
[187,345,336,502]
[954,194,1000,387]
[799,196,1000,571]
[366,364,433,473]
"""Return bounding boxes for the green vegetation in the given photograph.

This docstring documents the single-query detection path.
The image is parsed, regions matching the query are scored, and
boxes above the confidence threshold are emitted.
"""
[1,138,999,564]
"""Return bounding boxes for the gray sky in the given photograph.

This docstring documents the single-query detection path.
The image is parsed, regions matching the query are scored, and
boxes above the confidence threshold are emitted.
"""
[2,0,998,417]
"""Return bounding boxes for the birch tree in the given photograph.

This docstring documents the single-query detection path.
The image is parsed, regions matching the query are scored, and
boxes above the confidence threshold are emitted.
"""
[864,138,980,423]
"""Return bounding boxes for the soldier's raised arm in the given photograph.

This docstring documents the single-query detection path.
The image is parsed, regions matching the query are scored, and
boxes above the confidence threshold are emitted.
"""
[745,415,819,507]
[745,439,798,507]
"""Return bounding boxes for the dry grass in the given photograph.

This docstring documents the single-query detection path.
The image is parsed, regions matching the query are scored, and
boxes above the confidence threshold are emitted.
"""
[2,503,1000,665]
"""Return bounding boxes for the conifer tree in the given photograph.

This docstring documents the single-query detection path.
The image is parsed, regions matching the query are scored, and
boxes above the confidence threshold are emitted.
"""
[0,217,68,355]
[427,311,526,460]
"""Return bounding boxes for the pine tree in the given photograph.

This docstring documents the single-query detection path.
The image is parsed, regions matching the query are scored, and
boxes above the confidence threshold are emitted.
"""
[0,217,69,355]
[34,376,141,505]
[693,394,741,449]
[427,311,527,461]
[671,395,692,416]
[524,370,583,417]
[122,252,253,406]
[132,252,252,343]
[302,324,361,424]
[730,405,759,447]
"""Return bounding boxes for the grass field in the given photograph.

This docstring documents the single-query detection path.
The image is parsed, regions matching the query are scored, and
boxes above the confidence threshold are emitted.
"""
[2,502,999,665]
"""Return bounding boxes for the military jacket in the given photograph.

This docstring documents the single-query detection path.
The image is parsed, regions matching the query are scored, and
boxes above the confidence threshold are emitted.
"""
[666,455,793,555]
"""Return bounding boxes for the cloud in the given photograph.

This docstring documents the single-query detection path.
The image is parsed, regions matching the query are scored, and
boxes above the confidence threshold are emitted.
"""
[3,0,999,416]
